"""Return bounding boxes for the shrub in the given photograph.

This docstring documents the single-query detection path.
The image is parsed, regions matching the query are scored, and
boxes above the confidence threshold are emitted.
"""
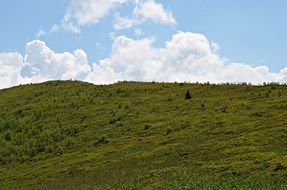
[55,146,64,156]
[32,111,42,121]
[273,163,285,172]
[200,102,205,109]
[166,127,173,135]
[27,141,37,158]
[31,128,40,136]
[109,117,117,124]
[144,124,151,130]
[63,137,75,148]
[4,132,12,141]
[2,120,16,130]
[116,122,123,128]
[116,88,125,94]
[179,123,191,129]
[15,108,23,115]
[46,144,55,154]
[65,126,80,136]
[96,135,109,145]
[185,90,192,100]
[220,105,228,113]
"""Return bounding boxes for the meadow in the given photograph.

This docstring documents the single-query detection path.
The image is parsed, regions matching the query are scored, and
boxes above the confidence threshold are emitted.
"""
[1,81,287,189]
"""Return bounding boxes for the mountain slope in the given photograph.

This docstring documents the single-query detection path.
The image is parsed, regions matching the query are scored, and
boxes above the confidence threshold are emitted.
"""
[1,81,287,189]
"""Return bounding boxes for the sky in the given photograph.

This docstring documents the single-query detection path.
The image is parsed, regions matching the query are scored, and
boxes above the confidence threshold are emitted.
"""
[1,0,287,89]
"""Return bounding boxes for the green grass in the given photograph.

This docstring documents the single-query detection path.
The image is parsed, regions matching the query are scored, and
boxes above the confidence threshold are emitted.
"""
[1,81,287,189]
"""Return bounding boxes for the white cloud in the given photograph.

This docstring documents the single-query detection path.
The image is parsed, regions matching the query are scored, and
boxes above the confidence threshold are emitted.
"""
[113,0,176,30]
[37,0,128,35]
[0,52,26,89]
[41,0,176,34]
[57,0,129,33]
[23,40,91,81]
[86,32,286,84]
[36,29,47,39]
[113,12,141,30]
[0,40,92,88]
[133,0,176,25]
[134,28,144,37]
[91,35,158,81]
[50,24,60,33]
[66,0,128,26]
[1,32,287,89]
[36,25,62,38]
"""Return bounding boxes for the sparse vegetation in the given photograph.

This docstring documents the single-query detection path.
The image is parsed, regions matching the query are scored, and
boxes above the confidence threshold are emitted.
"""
[1,80,287,189]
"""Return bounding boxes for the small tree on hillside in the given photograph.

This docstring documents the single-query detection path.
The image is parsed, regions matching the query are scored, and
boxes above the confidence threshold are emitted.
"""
[185,90,192,100]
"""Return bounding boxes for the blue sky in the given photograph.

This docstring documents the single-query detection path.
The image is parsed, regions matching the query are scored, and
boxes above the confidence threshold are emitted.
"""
[1,0,287,88]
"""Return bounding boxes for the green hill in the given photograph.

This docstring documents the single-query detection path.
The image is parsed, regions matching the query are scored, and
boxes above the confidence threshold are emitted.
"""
[1,81,287,189]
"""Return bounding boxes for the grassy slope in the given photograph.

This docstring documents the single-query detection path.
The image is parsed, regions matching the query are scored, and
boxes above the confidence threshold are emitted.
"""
[1,81,287,189]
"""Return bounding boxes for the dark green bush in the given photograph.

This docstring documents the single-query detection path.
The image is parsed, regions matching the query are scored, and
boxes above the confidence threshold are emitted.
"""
[96,135,109,145]
[46,144,55,154]
[185,90,192,100]
[144,124,151,130]
[4,132,12,141]
[109,117,117,124]
[55,146,64,156]
[166,127,172,135]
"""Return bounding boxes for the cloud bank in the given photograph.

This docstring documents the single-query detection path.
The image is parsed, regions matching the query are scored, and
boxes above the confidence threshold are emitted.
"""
[1,31,286,89]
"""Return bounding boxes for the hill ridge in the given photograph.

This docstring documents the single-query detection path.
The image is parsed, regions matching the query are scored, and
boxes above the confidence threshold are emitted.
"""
[1,81,287,189]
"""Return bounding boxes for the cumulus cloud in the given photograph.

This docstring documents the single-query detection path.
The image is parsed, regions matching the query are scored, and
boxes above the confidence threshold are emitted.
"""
[0,52,25,89]
[86,32,285,84]
[113,0,176,30]
[113,12,140,30]
[38,0,128,34]
[0,40,92,89]
[0,32,287,89]
[133,0,176,25]
[39,0,176,34]
[61,0,129,32]
[23,40,92,80]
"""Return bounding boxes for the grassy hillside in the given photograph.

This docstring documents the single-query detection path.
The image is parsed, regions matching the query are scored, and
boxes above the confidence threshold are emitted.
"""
[1,81,287,189]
